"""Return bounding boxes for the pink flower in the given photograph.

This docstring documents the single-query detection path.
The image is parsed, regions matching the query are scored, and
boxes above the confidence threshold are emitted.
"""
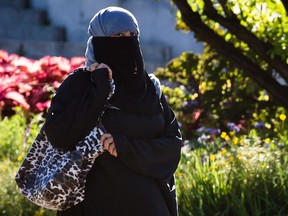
[0,50,85,116]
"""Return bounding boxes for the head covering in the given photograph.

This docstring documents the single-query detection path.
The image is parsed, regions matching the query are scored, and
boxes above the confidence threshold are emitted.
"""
[88,6,139,37]
[85,7,162,115]
[85,6,140,67]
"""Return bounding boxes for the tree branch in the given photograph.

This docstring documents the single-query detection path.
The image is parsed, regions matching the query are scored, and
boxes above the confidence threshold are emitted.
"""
[281,0,288,15]
[202,0,288,81]
[173,0,288,108]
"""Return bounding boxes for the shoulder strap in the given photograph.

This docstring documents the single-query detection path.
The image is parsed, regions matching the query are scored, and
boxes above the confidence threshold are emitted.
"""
[148,73,162,98]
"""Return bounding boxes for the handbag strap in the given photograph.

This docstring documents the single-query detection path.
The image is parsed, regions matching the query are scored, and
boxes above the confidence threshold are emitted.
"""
[75,70,115,160]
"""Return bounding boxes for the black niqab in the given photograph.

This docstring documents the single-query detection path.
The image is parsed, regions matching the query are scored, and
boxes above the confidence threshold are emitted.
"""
[92,36,162,115]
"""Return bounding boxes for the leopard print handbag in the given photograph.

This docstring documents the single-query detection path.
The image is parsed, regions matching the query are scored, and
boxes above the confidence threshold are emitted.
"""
[14,125,106,211]
[15,70,116,211]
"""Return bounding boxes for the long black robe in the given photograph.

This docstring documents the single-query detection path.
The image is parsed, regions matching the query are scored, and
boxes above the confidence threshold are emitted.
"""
[44,68,182,216]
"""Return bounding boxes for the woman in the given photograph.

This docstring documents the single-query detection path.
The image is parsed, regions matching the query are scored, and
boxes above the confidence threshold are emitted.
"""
[44,6,182,216]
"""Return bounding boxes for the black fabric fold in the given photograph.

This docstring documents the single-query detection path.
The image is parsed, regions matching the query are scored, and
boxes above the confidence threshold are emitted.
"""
[44,68,111,150]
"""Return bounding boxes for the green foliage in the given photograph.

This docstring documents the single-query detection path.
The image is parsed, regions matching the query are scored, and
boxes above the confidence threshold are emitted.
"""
[173,0,288,110]
[155,48,288,141]
[161,2,288,212]
[177,0,288,61]
[0,108,26,161]
[176,134,288,215]
[231,0,288,59]
[0,107,44,162]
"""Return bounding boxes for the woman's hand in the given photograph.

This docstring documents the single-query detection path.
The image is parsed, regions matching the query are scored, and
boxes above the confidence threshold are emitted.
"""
[100,133,118,157]
[89,63,112,80]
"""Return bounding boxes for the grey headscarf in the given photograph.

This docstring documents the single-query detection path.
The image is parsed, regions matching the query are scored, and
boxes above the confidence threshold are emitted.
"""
[85,6,140,68]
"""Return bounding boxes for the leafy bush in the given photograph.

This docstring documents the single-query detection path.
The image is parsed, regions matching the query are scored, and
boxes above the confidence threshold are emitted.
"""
[0,50,85,117]
[0,107,44,162]
[155,48,288,142]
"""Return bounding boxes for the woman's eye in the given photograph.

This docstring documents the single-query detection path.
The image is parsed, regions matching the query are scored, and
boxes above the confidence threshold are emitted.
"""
[112,32,136,37]
[114,33,124,37]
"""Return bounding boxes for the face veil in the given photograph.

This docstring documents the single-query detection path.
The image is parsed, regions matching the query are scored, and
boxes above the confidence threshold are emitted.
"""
[92,36,162,115]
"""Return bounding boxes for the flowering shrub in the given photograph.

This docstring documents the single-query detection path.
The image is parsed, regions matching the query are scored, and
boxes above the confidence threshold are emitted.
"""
[155,50,288,143]
[177,131,288,215]
[0,50,86,117]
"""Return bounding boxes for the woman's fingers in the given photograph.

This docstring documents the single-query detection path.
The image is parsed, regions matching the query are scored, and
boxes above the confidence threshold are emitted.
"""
[100,133,118,157]
[89,63,99,71]
[111,147,118,157]
[89,63,112,80]
[103,137,113,150]
[100,133,110,144]
[97,63,113,80]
